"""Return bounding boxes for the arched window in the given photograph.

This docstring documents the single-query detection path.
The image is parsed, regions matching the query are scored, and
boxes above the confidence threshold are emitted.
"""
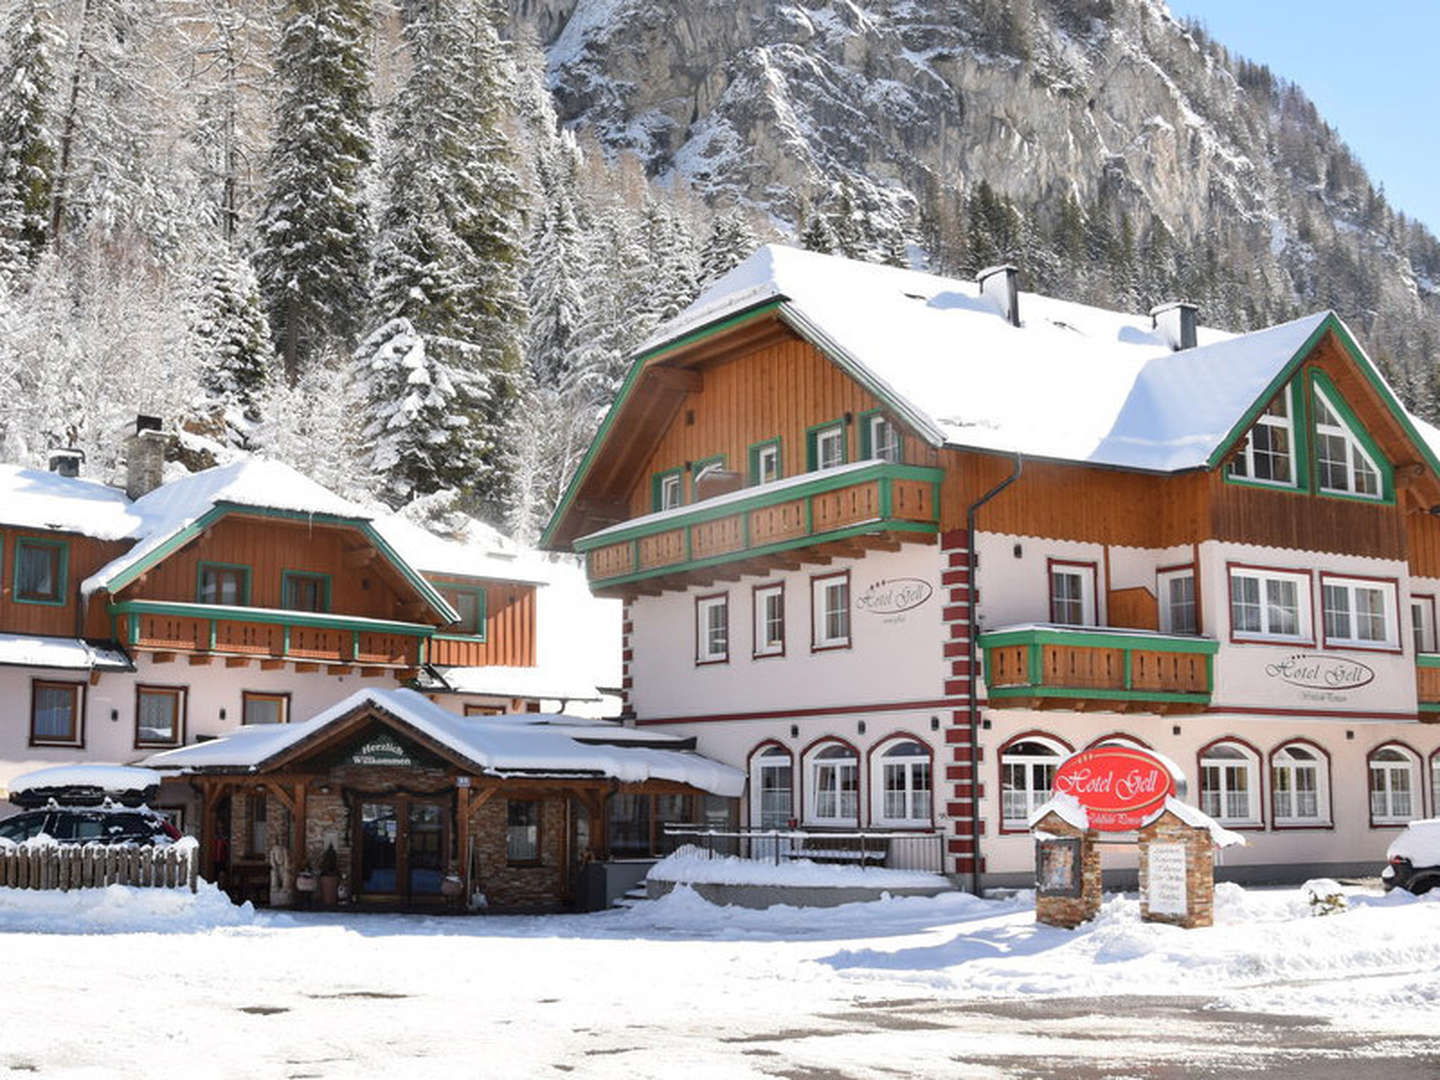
[806,741,859,825]
[1000,737,1067,829]
[872,739,931,826]
[1271,743,1330,826]
[1369,745,1419,825]
[1199,741,1261,826]
[749,744,793,829]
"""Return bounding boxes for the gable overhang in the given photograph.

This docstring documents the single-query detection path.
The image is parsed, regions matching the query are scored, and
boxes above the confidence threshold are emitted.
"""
[100,503,461,625]
[540,297,947,551]
[1205,313,1440,490]
[253,699,488,776]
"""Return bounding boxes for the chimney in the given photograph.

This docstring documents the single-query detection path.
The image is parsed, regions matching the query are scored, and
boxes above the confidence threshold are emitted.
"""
[48,448,84,478]
[125,415,168,500]
[977,264,1021,327]
[1150,301,1200,351]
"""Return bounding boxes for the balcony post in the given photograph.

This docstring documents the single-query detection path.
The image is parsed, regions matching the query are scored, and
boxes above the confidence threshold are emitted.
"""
[1027,642,1042,688]
[1122,648,1133,691]
[208,620,217,651]
[879,476,893,519]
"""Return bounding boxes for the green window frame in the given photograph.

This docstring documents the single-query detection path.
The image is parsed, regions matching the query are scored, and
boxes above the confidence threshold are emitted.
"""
[442,586,487,639]
[651,467,686,512]
[858,409,904,463]
[1224,379,1306,492]
[13,537,69,607]
[1308,368,1394,504]
[195,561,251,606]
[748,438,783,486]
[281,570,332,613]
[805,417,849,472]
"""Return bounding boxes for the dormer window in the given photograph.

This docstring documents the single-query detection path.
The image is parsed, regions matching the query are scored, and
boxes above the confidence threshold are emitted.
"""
[1313,385,1381,499]
[1228,392,1295,487]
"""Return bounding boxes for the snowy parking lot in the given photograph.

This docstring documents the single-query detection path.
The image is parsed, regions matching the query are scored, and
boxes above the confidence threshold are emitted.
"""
[4,883,1440,1078]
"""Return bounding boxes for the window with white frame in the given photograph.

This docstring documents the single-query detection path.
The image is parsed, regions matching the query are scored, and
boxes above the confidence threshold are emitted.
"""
[1199,742,1260,825]
[1159,567,1198,635]
[812,574,850,649]
[1001,738,1066,828]
[873,740,931,825]
[1271,744,1329,825]
[814,424,845,471]
[1227,391,1295,486]
[753,442,781,485]
[1229,567,1309,641]
[751,745,793,829]
[1050,563,1096,626]
[1322,576,1397,649]
[809,743,859,824]
[1413,598,1437,654]
[659,472,683,510]
[868,414,901,463]
[1370,746,1419,825]
[695,594,728,664]
[1313,385,1382,499]
[753,584,785,657]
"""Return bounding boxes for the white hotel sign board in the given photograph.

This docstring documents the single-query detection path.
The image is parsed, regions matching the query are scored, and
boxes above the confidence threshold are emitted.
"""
[1145,842,1188,917]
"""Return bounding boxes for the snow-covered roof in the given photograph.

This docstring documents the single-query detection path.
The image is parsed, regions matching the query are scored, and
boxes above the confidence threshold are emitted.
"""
[371,513,552,586]
[0,464,140,540]
[0,633,132,672]
[140,688,742,796]
[81,458,375,597]
[425,664,604,702]
[652,245,1338,472]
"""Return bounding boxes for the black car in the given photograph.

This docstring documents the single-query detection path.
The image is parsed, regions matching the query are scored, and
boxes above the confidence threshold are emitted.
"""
[0,806,180,846]
[1382,819,1440,895]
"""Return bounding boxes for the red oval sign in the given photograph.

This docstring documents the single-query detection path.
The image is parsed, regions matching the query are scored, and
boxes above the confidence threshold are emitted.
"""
[1050,747,1175,832]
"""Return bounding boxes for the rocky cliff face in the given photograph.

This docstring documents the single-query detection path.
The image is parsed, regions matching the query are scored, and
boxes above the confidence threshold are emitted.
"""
[517,0,1440,392]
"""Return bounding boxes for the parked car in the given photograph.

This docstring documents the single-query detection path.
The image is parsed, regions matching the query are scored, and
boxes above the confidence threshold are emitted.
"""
[1382,819,1440,895]
[0,805,180,846]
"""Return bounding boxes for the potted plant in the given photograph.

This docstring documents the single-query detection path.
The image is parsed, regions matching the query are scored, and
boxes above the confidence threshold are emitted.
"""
[318,844,340,906]
[441,865,464,900]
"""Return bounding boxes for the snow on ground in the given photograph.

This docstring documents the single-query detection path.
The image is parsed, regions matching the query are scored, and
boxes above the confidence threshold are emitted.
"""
[3,883,1439,1078]
[649,844,947,887]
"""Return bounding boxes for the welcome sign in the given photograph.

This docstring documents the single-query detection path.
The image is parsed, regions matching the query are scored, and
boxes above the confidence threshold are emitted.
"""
[1051,747,1176,831]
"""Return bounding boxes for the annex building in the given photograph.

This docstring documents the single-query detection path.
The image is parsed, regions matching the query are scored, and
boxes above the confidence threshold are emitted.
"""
[545,243,1440,886]
[0,448,739,908]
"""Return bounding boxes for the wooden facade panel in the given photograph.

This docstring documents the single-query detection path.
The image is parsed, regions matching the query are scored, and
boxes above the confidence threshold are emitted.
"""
[1108,587,1159,632]
[986,644,1029,688]
[213,620,283,655]
[1043,645,1123,690]
[1417,665,1440,705]
[750,502,807,546]
[811,482,881,532]
[1206,472,1405,559]
[1130,651,1207,694]
[625,336,934,518]
[1410,515,1440,579]
[425,581,536,668]
[588,543,636,580]
[0,527,130,638]
[638,530,685,571]
[891,480,935,522]
[690,516,745,561]
[122,515,413,620]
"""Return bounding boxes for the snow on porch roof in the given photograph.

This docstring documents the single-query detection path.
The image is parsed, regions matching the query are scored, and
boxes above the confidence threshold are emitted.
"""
[139,687,744,797]
[651,245,1336,472]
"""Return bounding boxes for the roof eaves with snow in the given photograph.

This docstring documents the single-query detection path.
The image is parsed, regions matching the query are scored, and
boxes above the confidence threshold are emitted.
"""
[0,633,133,673]
[0,465,141,541]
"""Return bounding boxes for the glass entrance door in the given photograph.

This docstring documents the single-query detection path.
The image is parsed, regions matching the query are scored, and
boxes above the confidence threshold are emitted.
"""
[407,803,445,895]
[359,802,399,894]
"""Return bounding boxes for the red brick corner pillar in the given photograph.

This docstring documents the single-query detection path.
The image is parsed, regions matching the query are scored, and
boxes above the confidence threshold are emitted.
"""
[940,528,982,880]
[620,600,634,714]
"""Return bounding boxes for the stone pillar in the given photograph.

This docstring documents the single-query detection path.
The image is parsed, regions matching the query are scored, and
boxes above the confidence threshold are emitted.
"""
[1138,811,1214,929]
[1032,812,1100,929]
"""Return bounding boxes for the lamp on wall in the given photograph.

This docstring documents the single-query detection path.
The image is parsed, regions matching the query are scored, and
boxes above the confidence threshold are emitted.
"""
[790,724,799,738]
[931,716,940,731]
[110,709,118,722]
[857,720,866,735]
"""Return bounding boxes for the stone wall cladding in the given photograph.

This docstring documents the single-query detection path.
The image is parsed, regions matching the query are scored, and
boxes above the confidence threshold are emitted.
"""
[1138,812,1215,929]
[1032,814,1102,929]
[470,795,568,909]
[941,528,979,878]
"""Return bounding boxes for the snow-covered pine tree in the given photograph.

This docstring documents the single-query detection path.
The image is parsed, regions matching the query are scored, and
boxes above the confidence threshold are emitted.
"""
[524,156,586,387]
[190,248,275,429]
[640,199,698,324]
[699,208,758,287]
[369,0,527,517]
[799,201,835,254]
[351,316,466,508]
[0,0,58,284]
[255,0,373,381]
[252,348,372,500]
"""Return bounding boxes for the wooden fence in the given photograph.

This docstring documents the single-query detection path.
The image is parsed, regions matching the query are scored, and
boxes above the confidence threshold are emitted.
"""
[0,843,199,893]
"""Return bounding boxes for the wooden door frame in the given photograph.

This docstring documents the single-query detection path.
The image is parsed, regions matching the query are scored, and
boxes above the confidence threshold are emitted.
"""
[349,791,453,902]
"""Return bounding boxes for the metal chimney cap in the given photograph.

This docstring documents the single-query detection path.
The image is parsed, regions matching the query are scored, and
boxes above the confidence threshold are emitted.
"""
[134,414,163,435]
[976,264,1020,284]
[1148,300,1200,320]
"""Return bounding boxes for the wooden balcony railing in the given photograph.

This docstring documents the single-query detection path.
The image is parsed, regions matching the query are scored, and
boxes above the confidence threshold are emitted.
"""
[573,462,943,594]
[1418,654,1440,717]
[109,600,433,671]
[980,625,1218,714]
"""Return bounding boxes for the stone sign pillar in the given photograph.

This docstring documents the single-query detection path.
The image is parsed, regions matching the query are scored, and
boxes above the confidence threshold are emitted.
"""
[1031,811,1100,929]
[1137,811,1215,929]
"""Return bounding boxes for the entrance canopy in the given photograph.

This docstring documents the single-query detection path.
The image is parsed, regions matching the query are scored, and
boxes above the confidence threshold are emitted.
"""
[140,688,744,796]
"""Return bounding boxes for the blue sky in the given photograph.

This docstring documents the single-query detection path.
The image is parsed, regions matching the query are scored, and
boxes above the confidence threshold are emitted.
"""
[1169,2,1440,236]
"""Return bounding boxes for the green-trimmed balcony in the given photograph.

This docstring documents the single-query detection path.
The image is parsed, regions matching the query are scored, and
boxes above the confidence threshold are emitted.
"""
[1418,654,1440,718]
[574,461,943,596]
[980,624,1218,714]
[110,599,434,674]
